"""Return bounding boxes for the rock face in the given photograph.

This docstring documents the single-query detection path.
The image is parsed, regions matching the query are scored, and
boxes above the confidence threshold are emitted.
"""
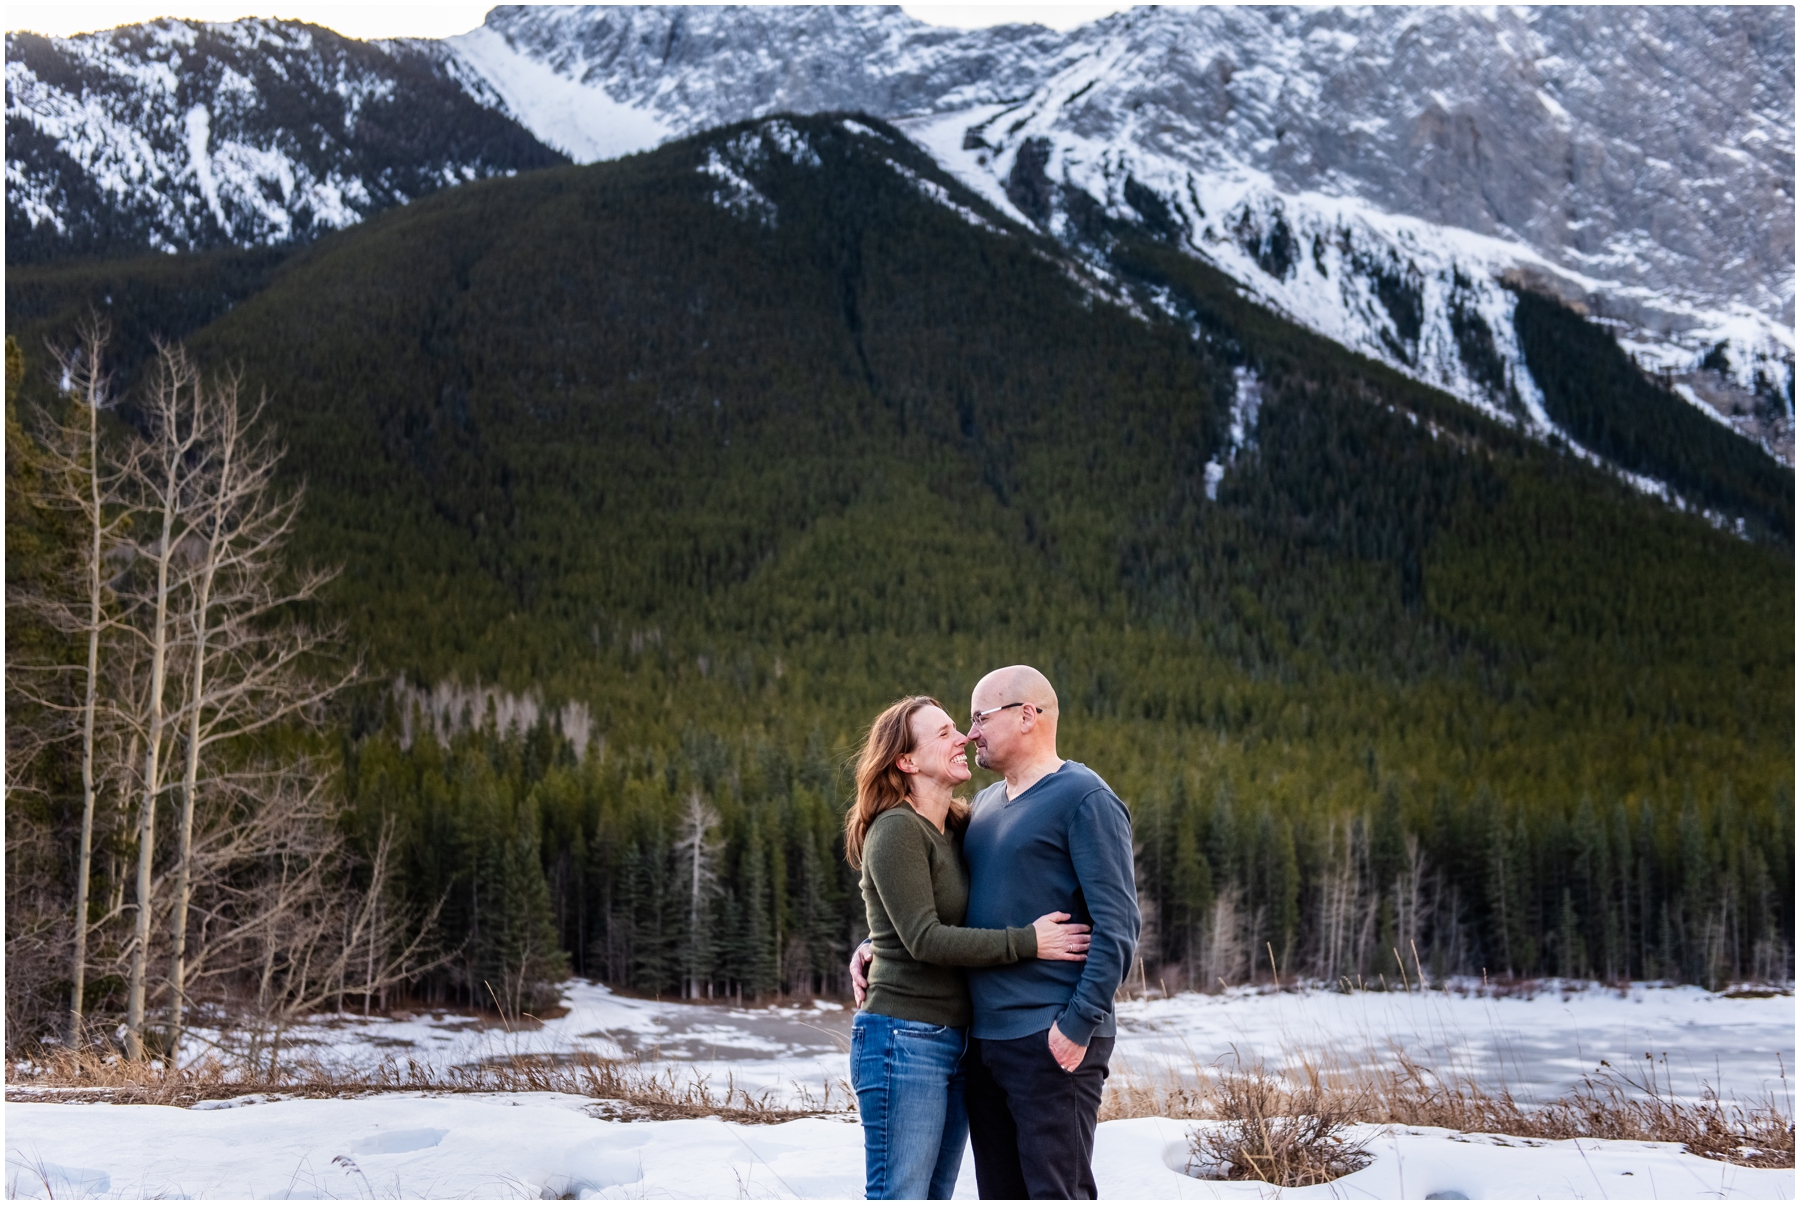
[460,4,1793,332]
[7,5,1792,456]
[5,18,564,262]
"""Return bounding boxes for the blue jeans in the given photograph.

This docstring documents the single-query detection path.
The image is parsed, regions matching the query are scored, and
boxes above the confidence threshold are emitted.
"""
[850,1012,969,1200]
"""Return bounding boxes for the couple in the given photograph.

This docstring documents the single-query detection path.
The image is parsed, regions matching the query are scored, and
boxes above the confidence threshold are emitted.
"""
[844,665,1140,1200]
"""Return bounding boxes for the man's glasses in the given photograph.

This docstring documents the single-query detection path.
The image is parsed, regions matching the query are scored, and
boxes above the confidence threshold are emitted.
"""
[967,701,1026,731]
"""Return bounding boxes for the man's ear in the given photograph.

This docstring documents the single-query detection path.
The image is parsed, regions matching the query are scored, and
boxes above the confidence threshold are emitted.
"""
[1019,706,1037,734]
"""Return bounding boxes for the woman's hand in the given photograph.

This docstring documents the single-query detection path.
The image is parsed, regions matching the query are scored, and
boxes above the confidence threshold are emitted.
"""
[1032,911,1091,961]
[849,940,873,1006]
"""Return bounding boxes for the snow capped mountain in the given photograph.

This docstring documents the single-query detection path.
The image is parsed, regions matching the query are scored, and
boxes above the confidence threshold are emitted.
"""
[5,18,563,261]
[7,5,1792,463]
[441,4,1795,461]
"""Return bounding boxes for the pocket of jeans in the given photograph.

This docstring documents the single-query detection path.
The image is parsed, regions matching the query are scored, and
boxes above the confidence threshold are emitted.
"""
[893,1020,951,1037]
[848,1021,872,1090]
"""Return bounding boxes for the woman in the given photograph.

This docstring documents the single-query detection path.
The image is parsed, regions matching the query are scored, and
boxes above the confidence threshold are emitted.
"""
[845,695,1091,1200]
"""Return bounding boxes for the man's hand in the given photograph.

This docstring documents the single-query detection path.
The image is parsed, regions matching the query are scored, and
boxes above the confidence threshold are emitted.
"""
[849,940,873,1007]
[1048,1021,1087,1072]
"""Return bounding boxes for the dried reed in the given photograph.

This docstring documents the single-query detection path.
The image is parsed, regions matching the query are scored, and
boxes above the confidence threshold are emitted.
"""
[6,1046,851,1124]
[1102,1047,1794,1185]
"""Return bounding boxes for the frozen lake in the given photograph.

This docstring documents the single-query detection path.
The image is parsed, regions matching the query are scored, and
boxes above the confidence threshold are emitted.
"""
[248,978,1794,1107]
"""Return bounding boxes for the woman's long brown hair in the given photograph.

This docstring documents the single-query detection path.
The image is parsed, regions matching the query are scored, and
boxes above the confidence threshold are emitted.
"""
[844,695,970,870]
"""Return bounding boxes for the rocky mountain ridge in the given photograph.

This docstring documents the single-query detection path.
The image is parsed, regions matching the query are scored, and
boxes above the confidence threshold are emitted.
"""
[5,17,562,261]
[7,5,1793,462]
[443,4,1793,461]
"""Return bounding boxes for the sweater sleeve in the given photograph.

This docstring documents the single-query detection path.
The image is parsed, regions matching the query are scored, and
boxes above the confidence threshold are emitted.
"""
[866,817,1038,968]
[1053,788,1141,1045]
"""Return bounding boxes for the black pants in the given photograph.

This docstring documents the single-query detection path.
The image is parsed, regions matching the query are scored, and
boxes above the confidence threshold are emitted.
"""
[964,1030,1114,1199]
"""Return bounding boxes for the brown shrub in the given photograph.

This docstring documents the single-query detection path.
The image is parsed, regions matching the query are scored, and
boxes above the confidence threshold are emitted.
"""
[1187,1068,1373,1187]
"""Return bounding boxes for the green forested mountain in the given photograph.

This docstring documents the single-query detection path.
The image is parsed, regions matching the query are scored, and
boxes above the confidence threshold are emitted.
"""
[8,114,1792,1010]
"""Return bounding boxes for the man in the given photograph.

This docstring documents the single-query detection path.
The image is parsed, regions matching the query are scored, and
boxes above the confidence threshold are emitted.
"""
[852,665,1140,1199]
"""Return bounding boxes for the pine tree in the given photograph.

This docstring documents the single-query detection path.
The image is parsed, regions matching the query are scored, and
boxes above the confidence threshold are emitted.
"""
[1170,804,1213,989]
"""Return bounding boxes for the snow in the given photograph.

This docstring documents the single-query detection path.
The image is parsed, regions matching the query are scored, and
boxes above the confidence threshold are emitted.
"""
[695,125,828,227]
[195,982,854,1100]
[183,104,232,233]
[186,980,1794,1114]
[1203,368,1262,500]
[1111,982,1795,1106]
[894,105,1039,230]
[11,982,1790,1199]
[6,17,474,250]
[874,152,1004,235]
[700,146,779,227]
[7,1093,1792,1200]
[3,1095,863,1200]
[444,26,670,164]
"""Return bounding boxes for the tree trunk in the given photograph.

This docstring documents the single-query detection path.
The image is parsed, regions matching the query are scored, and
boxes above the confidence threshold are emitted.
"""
[125,488,178,1059]
[168,400,237,1057]
[688,808,702,1000]
[67,345,105,1046]
[124,355,198,1060]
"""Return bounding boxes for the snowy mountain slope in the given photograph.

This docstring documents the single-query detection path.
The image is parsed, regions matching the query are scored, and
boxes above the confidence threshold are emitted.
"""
[439,4,1795,462]
[7,5,1792,463]
[5,18,564,261]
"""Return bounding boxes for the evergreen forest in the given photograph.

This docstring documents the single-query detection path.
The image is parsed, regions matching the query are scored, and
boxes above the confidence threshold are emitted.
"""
[7,114,1792,1039]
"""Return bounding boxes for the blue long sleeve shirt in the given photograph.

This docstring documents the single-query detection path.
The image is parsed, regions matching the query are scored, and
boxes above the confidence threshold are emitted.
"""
[962,761,1140,1044]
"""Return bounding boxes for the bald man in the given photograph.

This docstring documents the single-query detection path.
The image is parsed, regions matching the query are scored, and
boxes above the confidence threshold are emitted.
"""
[952,666,1141,1198]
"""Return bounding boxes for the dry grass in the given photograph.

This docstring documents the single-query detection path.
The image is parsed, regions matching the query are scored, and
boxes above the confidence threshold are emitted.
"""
[1103,1049,1794,1186]
[6,1046,852,1123]
[1365,1052,1793,1169]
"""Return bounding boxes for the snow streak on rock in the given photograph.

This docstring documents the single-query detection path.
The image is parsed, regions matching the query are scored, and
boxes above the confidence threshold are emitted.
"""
[1204,368,1262,502]
[696,121,821,227]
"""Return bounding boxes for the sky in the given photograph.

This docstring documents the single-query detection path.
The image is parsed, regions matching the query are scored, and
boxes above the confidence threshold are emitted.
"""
[4,1,1134,39]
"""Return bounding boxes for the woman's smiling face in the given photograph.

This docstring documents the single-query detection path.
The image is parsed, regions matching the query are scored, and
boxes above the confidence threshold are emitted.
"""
[900,704,971,789]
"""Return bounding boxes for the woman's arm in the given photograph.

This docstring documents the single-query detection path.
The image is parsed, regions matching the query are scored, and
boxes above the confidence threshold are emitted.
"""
[866,818,1040,967]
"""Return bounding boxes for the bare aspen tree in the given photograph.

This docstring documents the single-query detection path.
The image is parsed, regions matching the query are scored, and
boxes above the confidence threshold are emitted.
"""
[6,320,133,1044]
[115,347,213,1058]
[161,366,351,1056]
[1395,833,1426,972]
[9,335,369,1055]
[204,798,444,1076]
[1200,887,1246,991]
[50,322,121,1044]
[674,791,721,1000]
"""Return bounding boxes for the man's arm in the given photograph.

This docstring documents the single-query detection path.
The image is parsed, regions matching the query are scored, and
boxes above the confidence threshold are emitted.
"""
[1053,789,1140,1049]
[869,819,1037,967]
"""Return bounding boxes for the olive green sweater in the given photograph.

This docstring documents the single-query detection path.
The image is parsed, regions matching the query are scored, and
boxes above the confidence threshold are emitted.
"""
[860,805,1037,1027]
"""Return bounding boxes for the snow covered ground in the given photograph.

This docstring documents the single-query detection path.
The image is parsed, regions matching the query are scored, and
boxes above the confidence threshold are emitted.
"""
[208,979,1795,1107]
[6,1092,1793,1200]
[8,982,1791,1199]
